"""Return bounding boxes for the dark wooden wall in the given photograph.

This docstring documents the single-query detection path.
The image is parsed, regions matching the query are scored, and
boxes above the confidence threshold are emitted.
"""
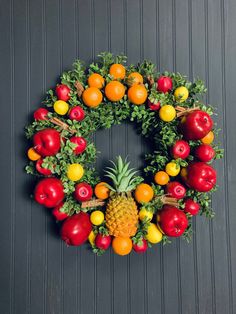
[0,0,235,313]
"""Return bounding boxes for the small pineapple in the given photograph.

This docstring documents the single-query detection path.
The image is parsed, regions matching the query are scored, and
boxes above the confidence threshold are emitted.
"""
[105,156,141,238]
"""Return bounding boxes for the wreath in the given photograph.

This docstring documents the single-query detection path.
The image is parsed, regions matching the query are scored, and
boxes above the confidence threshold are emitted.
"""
[25,52,223,256]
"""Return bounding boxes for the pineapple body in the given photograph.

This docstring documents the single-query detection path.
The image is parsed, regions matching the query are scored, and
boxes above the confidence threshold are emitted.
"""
[106,194,138,237]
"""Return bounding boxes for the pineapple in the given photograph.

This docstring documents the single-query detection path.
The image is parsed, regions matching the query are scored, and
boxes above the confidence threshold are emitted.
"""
[105,156,141,238]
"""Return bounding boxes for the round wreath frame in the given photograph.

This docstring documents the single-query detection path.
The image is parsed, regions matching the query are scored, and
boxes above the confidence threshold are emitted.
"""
[25,52,223,255]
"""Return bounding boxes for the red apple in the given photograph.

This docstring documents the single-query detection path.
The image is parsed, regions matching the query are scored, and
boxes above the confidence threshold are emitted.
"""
[147,99,161,111]
[56,84,71,101]
[34,178,65,208]
[185,162,217,192]
[74,182,93,202]
[171,140,190,159]
[33,128,61,156]
[159,205,188,237]
[52,202,69,221]
[180,110,213,140]
[61,212,92,246]
[184,199,200,216]
[195,144,215,162]
[36,159,52,176]
[95,233,111,250]
[68,106,85,121]
[33,108,49,121]
[69,136,87,155]
[166,181,186,199]
[133,238,148,253]
[166,181,186,200]
[157,76,173,93]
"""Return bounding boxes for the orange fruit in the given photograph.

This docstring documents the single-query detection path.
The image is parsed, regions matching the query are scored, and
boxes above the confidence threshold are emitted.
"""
[127,72,143,86]
[134,183,154,203]
[88,73,105,89]
[27,147,41,161]
[154,171,170,185]
[105,81,125,102]
[112,237,132,256]
[127,84,148,105]
[201,131,214,144]
[109,63,126,80]
[94,182,110,200]
[82,87,103,108]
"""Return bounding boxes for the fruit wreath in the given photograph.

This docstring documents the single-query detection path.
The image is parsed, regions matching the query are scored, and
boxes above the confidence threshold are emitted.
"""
[25,52,223,256]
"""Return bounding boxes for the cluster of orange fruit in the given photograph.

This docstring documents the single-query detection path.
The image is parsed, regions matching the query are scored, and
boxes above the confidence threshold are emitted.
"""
[82,64,148,107]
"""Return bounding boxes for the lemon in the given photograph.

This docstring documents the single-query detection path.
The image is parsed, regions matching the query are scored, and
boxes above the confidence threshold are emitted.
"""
[146,223,163,244]
[174,86,189,103]
[138,208,153,221]
[54,100,69,115]
[159,105,176,122]
[88,230,96,246]
[67,163,84,181]
[165,162,180,176]
[90,210,104,225]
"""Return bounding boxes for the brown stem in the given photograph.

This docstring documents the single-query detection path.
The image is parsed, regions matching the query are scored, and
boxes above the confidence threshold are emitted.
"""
[147,76,155,87]
[176,106,200,118]
[50,117,76,134]
[159,195,179,207]
[74,81,84,97]
[81,194,179,209]
[81,199,105,209]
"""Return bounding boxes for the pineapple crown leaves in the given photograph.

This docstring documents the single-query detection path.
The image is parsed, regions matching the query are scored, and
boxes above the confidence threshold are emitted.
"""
[105,156,142,193]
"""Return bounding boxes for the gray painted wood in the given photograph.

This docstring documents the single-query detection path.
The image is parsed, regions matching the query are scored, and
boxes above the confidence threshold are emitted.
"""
[0,0,235,313]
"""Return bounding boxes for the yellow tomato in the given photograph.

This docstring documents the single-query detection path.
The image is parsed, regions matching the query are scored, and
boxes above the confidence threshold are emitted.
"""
[159,105,176,122]
[53,100,69,115]
[174,86,189,103]
[138,208,153,221]
[88,230,96,246]
[165,162,180,176]
[201,131,214,144]
[146,223,163,244]
[90,210,104,226]
[67,163,84,181]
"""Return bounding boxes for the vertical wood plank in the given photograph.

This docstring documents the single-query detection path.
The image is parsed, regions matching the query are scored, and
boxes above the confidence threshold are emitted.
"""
[207,1,231,313]
[223,0,236,313]
[0,0,13,313]
[28,0,47,313]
